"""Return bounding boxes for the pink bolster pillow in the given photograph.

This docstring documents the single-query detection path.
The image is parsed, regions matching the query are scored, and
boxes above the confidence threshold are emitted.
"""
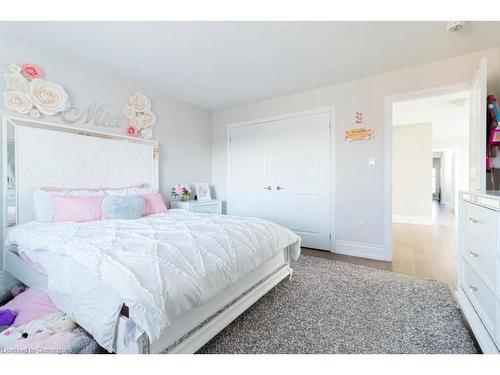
[51,195,104,223]
[143,193,167,216]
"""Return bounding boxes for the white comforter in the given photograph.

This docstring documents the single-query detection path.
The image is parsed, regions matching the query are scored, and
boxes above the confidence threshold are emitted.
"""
[6,210,301,351]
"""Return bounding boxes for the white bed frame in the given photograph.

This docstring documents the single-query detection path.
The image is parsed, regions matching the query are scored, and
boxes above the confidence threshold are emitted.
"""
[1,115,293,353]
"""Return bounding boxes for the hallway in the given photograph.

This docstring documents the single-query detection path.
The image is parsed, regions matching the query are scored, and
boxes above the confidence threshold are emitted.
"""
[391,201,457,290]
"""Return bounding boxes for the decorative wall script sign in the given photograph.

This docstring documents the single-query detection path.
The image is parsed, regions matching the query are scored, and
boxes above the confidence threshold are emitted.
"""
[345,127,373,141]
[3,63,155,139]
[345,111,374,141]
[61,102,125,128]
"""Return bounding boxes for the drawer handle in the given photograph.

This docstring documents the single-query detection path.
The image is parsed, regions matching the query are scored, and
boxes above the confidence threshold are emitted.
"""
[263,186,272,190]
[469,251,479,258]
[468,285,478,292]
[468,218,479,224]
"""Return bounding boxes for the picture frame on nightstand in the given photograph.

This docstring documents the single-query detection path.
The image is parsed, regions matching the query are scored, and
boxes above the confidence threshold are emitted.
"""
[195,183,211,201]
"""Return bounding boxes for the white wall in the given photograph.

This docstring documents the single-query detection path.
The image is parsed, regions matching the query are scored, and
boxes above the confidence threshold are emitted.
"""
[434,140,466,211]
[440,150,456,210]
[392,123,433,224]
[211,47,500,259]
[0,35,212,201]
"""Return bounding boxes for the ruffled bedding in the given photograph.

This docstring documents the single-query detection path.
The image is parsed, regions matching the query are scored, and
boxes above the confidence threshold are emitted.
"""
[6,210,301,351]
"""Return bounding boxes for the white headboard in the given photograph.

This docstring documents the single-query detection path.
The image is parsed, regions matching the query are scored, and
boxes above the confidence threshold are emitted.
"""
[3,116,159,225]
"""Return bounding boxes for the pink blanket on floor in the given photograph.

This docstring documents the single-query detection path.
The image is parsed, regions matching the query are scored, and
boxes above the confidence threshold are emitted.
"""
[1,289,60,327]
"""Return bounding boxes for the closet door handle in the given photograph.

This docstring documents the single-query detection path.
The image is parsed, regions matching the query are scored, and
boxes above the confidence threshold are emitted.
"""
[468,285,478,292]
[263,186,272,190]
[276,186,284,190]
[469,218,479,224]
[469,251,479,258]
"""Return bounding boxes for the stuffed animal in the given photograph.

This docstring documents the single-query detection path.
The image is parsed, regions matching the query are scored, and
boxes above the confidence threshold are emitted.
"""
[0,312,99,354]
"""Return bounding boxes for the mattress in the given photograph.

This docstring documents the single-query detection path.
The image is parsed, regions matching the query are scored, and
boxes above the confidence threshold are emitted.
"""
[6,210,301,352]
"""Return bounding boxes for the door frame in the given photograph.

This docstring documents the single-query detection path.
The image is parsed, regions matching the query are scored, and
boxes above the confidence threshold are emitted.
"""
[384,82,471,261]
[226,106,335,251]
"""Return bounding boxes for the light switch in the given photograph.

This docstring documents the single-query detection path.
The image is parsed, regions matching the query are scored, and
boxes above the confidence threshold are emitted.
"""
[368,156,375,165]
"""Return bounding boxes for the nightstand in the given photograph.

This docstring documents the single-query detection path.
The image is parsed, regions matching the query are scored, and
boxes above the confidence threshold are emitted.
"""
[170,200,222,214]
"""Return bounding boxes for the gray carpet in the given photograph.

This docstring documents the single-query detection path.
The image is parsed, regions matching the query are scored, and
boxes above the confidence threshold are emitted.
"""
[198,255,477,354]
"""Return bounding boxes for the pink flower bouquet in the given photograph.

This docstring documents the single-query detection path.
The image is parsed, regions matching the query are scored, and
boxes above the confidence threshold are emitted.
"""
[171,184,192,201]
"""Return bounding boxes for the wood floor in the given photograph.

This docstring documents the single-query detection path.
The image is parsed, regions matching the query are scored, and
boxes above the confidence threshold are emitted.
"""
[302,201,458,291]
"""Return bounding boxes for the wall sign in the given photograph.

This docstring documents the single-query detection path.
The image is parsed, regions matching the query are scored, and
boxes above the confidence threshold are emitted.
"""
[345,111,374,141]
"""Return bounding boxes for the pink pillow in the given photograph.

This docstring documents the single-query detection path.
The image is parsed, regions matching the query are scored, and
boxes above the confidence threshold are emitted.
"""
[143,193,167,216]
[1,289,60,327]
[51,195,104,223]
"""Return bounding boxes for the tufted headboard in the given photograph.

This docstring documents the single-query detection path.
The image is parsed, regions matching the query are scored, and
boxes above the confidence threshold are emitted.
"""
[3,116,159,225]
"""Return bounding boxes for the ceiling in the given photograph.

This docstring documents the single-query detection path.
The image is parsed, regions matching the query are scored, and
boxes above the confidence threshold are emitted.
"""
[1,21,500,110]
[393,90,470,142]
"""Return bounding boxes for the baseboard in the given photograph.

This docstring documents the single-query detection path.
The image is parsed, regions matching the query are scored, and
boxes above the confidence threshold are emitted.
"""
[392,215,433,225]
[333,240,387,261]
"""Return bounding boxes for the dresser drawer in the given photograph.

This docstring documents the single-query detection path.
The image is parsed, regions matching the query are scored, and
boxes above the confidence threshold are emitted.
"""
[463,248,497,290]
[191,204,220,214]
[463,202,498,254]
[462,261,497,335]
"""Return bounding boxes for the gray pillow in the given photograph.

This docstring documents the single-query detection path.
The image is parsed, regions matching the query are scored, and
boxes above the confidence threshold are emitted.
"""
[102,195,145,220]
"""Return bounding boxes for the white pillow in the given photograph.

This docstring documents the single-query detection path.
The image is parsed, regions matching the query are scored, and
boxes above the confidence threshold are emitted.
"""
[33,189,104,223]
[106,186,154,196]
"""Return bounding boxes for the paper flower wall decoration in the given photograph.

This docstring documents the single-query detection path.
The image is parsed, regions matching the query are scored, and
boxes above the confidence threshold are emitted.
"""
[123,92,156,139]
[3,63,69,118]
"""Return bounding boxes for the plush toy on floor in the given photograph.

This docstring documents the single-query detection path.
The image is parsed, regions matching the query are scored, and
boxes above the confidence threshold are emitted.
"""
[0,288,101,354]
[0,312,100,354]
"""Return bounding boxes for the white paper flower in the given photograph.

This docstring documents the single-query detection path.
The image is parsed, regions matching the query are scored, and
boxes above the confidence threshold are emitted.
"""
[3,91,33,114]
[4,72,29,91]
[129,116,141,129]
[129,92,151,113]
[29,108,41,118]
[122,105,136,120]
[136,111,156,129]
[9,64,21,73]
[29,79,69,115]
[140,127,153,139]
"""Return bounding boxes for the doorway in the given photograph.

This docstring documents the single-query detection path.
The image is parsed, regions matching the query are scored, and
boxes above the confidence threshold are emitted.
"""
[389,86,471,289]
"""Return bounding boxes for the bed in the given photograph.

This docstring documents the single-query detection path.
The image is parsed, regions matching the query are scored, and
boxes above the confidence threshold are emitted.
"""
[1,116,301,353]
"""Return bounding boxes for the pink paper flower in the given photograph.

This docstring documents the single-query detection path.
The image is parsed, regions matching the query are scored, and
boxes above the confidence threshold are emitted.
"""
[127,124,138,137]
[21,64,43,80]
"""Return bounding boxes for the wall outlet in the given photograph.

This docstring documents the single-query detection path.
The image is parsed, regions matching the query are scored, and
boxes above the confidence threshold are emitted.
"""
[368,156,375,165]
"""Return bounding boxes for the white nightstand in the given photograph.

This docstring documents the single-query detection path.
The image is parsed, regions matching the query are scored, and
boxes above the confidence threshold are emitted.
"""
[170,200,222,215]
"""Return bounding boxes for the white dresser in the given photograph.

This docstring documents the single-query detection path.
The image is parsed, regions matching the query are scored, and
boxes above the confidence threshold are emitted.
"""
[457,192,500,353]
[170,199,222,215]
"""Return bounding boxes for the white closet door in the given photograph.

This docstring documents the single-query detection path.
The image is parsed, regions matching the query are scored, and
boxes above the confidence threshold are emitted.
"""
[228,124,273,220]
[270,112,331,250]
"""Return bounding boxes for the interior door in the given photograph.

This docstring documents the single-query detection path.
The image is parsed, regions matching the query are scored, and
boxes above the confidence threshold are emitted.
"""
[270,112,332,250]
[228,124,273,220]
[469,59,487,193]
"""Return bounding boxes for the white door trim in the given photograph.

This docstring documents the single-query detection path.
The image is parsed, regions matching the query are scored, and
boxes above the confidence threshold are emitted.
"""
[384,82,471,261]
[226,106,335,251]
